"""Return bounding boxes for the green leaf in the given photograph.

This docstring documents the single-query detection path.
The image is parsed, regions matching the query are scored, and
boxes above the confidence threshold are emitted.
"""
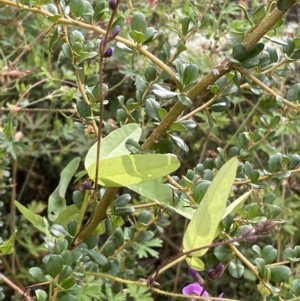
[185,256,205,271]
[62,43,73,61]
[29,267,47,281]
[261,245,277,263]
[53,204,80,227]
[270,266,291,283]
[170,122,188,132]
[232,43,246,61]
[223,190,252,218]
[130,30,146,44]
[35,290,48,301]
[286,83,300,102]
[183,64,199,87]
[152,86,177,99]
[145,98,160,120]
[0,231,17,255]
[210,97,230,112]
[130,12,147,33]
[214,245,233,261]
[128,180,195,219]
[181,16,191,35]
[228,257,244,278]
[145,66,157,82]
[127,285,152,301]
[183,157,238,257]
[69,0,85,18]
[177,94,192,106]
[48,157,81,221]
[116,42,136,53]
[85,124,142,170]
[46,254,64,277]
[88,154,180,187]
[15,201,46,234]
[246,43,264,59]
[277,0,294,11]
[143,27,158,44]
[77,100,92,118]
[169,134,189,152]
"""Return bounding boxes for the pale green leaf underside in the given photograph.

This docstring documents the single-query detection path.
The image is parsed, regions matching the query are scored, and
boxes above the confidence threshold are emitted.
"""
[84,123,142,170]
[183,157,238,257]
[15,201,47,234]
[223,190,252,218]
[48,157,81,221]
[129,180,195,219]
[88,154,180,187]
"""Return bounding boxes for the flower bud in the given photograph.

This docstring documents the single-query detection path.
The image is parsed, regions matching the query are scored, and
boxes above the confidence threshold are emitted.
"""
[103,47,114,58]
[188,267,204,285]
[109,0,117,10]
[110,25,121,39]
[82,181,92,190]
[208,263,224,280]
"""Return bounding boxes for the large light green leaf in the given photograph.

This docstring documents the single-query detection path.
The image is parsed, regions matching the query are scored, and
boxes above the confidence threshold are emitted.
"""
[84,124,142,170]
[88,154,180,187]
[48,157,81,221]
[183,157,238,257]
[129,180,195,219]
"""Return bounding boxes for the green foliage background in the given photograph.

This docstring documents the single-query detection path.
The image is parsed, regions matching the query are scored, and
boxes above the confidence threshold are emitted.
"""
[1,0,300,300]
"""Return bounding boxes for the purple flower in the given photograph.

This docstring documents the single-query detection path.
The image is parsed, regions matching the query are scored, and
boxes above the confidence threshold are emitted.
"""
[182,282,223,300]
[108,0,117,10]
[110,25,121,39]
[208,263,225,280]
[82,181,92,190]
[182,282,209,297]
[103,47,114,58]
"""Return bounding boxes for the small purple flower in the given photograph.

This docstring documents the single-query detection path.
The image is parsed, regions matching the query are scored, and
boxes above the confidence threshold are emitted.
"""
[182,282,209,297]
[108,0,117,10]
[182,282,223,300]
[103,47,114,58]
[110,25,121,39]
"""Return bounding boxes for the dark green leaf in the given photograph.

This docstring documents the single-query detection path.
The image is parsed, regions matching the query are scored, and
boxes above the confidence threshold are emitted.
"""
[125,138,142,154]
[177,94,192,106]
[130,30,146,44]
[214,245,233,261]
[169,134,189,152]
[145,66,157,82]
[62,43,73,61]
[182,16,191,35]
[77,100,92,118]
[270,266,291,283]
[69,0,85,18]
[210,97,230,112]
[183,64,198,87]
[261,245,277,264]
[228,257,244,278]
[46,255,64,277]
[145,98,160,120]
[286,83,300,102]
[131,12,147,33]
